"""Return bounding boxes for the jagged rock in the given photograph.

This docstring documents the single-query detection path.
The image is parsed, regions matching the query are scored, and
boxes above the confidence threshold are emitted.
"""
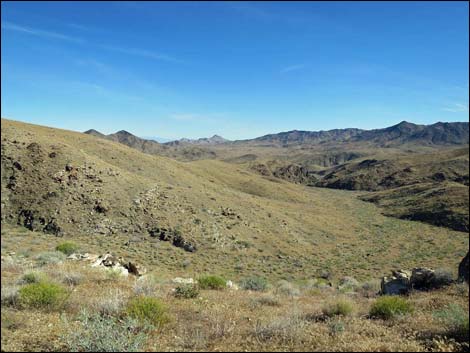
[221,207,237,217]
[123,261,147,277]
[18,209,35,230]
[458,252,469,283]
[148,227,196,252]
[12,161,22,170]
[381,270,411,295]
[94,200,109,214]
[410,267,436,290]
[43,219,61,236]
[89,254,146,277]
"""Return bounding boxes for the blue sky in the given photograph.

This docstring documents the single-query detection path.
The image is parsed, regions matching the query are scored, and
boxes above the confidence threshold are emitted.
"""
[1,1,469,140]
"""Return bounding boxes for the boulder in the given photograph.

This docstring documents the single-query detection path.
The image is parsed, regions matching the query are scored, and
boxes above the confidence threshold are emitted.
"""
[381,270,411,295]
[458,251,469,283]
[90,253,150,277]
[123,261,147,277]
[410,267,436,290]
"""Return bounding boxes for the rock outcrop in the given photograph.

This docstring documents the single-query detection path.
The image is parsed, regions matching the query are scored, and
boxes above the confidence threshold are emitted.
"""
[87,253,146,276]
[381,270,411,295]
[381,266,456,295]
[148,227,196,252]
[458,251,469,283]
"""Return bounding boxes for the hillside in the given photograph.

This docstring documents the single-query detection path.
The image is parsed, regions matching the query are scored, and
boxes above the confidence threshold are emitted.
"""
[1,118,468,282]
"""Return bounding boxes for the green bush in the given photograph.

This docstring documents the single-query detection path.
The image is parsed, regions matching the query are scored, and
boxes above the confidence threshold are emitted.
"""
[322,298,354,317]
[240,276,269,292]
[19,281,68,309]
[434,303,469,342]
[126,296,169,327]
[35,251,66,266]
[198,275,226,290]
[275,280,299,297]
[370,296,413,320]
[62,310,150,352]
[249,295,281,308]
[174,284,199,299]
[55,242,79,256]
[19,271,45,284]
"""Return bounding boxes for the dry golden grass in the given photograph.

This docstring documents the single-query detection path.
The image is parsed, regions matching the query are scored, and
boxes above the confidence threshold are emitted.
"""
[1,256,469,352]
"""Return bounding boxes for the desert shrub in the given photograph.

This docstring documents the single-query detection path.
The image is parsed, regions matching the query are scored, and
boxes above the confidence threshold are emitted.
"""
[249,295,281,308]
[240,276,268,292]
[329,321,345,335]
[252,314,306,343]
[360,280,381,293]
[1,310,22,330]
[61,271,83,286]
[304,278,331,290]
[55,241,79,256]
[126,296,169,327]
[19,281,68,310]
[1,286,20,307]
[133,275,163,296]
[35,251,66,266]
[19,271,45,284]
[274,280,300,297]
[1,257,25,273]
[174,284,199,299]
[198,275,226,290]
[338,276,359,292]
[322,298,354,317]
[62,309,150,352]
[92,289,126,317]
[434,303,469,342]
[455,282,469,297]
[105,268,124,281]
[370,296,413,320]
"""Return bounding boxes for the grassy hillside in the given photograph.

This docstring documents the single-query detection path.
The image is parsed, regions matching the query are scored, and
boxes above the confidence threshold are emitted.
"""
[1,118,468,282]
[1,118,469,352]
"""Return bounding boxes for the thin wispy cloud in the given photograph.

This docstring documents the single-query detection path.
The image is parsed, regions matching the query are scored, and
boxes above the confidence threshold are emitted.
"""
[1,21,85,43]
[100,45,183,64]
[66,23,92,31]
[70,81,144,102]
[2,21,182,64]
[280,64,305,74]
[442,103,469,113]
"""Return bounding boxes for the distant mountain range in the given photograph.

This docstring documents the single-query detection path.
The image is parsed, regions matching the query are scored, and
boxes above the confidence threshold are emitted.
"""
[249,121,469,146]
[164,135,229,146]
[85,121,469,153]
